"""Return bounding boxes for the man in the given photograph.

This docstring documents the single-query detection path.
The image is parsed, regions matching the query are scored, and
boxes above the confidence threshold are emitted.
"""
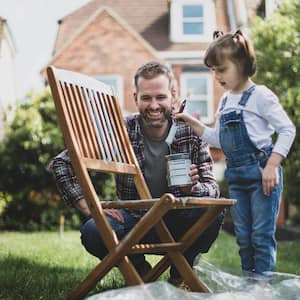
[50,61,223,286]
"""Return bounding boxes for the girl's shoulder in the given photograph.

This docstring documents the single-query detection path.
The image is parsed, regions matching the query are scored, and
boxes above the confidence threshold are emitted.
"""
[252,85,280,114]
[254,84,277,99]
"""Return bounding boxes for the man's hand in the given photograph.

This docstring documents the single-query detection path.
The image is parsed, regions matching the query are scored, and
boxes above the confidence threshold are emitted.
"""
[75,198,124,223]
[180,164,199,194]
[189,164,199,184]
[75,198,91,217]
[104,209,124,223]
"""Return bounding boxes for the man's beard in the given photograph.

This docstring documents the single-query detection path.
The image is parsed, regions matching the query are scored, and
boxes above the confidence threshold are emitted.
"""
[140,108,172,128]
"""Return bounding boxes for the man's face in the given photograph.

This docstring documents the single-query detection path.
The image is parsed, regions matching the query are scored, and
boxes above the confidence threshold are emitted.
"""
[134,74,173,130]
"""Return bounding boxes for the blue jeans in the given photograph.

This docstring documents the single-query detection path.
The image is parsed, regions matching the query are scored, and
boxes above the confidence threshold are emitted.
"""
[229,166,283,276]
[81,208,223,279]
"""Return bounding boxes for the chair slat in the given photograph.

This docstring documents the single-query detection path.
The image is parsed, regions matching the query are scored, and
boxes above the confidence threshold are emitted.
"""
[77,86,101,159]
[72,84,98,158]
[99,92,123,162]
[110,95,135,164]
[61,82,85,156]
[93,90,119,162]
[84,88,111,160]
[130,242,183,254]
[105,94,129,163]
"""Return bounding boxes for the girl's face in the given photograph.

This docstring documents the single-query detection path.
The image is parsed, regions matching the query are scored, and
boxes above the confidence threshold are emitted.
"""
[212,59,248,93]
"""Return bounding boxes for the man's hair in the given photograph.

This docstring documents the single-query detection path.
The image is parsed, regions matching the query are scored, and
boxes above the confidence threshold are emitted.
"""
[204,30,256,77]
[134,61,175,91]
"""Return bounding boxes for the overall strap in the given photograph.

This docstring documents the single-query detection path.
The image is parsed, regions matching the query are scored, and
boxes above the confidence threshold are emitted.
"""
[219,96,228,112]
[238,85,256,106]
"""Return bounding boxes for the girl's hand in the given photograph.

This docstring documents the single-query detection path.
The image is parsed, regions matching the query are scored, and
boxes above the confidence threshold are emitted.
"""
[261,165,279,196]
[175,112,205,137]
[261,152,283,196]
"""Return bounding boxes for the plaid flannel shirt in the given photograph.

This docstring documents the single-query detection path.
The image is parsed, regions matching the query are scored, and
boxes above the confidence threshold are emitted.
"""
[49,114,219,209]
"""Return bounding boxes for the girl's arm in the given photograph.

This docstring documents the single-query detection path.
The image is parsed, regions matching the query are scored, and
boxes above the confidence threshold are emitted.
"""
[175,112,221,148]
[175,112,206,137]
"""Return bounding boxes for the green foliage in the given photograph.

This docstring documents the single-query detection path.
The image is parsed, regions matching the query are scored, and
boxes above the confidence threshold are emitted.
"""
[251,0,300,217]
[0,89,114,230]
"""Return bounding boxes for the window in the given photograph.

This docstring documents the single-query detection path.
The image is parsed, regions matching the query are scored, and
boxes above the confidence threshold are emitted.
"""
[170,0,216,42]
[94,75,124,107]
[180,72,213,124]
[182,5,203,35]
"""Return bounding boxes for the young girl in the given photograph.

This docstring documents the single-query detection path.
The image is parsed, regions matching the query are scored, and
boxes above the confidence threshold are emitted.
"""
[176,30,296,279]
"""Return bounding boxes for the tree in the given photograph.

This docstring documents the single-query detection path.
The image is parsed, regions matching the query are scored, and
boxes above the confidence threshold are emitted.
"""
[251,0,300,221]
[0,89,114,230]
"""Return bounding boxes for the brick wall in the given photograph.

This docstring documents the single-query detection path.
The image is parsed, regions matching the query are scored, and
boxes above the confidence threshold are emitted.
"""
[51,10,159,113]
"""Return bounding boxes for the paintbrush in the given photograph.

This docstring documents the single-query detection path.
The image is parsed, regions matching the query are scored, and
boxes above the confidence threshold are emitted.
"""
[165,99,187,145]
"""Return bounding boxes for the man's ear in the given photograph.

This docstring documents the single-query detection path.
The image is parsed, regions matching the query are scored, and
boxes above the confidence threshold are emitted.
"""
[171,87,176,98]
[171,87,179,109]
[133,92,138,106]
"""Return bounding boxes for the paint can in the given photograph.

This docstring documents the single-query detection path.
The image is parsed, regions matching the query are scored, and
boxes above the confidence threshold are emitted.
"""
[166,153,192,187]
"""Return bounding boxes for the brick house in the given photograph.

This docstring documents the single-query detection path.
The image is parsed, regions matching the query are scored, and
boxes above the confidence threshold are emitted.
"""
[45,0,246,172]
[46,0,248,117]
[46,0,279,125]
[45,0,286,224]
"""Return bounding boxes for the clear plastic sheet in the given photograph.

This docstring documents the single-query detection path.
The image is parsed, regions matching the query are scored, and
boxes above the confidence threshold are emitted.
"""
[87,258,300,300]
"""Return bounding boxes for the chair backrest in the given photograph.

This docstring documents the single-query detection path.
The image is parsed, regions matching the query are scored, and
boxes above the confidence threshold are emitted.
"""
[47,66,151,245]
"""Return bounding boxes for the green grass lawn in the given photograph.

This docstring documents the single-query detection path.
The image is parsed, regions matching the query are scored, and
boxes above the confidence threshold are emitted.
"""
[0,230,299,300]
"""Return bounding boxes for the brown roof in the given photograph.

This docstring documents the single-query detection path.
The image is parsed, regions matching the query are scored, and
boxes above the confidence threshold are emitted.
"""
[53,0,228,56]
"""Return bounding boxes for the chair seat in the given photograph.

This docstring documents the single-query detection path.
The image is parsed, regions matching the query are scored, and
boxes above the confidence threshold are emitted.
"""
[101,196,236,210]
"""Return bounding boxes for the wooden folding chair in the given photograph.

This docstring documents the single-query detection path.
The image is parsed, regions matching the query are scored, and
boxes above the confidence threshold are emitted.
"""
[47,65,236,299]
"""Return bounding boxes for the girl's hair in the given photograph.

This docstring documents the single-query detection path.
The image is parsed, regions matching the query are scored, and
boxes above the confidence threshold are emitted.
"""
[204,30,256,77]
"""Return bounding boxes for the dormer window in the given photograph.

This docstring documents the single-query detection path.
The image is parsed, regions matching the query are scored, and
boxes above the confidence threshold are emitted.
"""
[170,0,216,43]
[182,4,204,35]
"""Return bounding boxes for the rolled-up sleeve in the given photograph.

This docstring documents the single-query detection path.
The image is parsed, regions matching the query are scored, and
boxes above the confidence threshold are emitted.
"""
[49,150,84,207]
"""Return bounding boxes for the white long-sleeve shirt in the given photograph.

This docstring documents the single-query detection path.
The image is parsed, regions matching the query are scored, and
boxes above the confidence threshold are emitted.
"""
[203,85,296,157]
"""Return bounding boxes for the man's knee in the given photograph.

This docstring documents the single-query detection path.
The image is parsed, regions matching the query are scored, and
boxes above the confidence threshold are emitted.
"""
[80,218,107,259]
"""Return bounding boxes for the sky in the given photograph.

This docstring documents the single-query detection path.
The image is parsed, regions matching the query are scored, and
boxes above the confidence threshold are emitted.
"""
[0,0,90,98]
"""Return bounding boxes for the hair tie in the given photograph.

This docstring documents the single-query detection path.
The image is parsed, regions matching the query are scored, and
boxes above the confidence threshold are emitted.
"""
[213,30,224,40]
[232,29,243,43]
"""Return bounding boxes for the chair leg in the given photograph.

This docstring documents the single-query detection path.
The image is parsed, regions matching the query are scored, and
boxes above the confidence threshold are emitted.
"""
[145,206,225,289]
[67,254,143,300]
[167,251,210,292]
[67,195,175,299]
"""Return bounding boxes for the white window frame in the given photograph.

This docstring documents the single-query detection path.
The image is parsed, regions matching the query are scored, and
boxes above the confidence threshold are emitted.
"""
[180,72,213,124]
[94,75,124,108]
[170,0,216,43]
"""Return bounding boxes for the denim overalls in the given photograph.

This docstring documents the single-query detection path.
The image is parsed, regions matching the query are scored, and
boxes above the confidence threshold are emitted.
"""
[219,85,282,277]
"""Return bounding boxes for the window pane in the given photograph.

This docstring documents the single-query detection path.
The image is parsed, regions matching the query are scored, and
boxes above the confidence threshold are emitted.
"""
[95,75,124,107]
[183,5,203,18]
[183,22,203,35]
[99,78,117,89]
[186,78,207,95]
[186,100,208,118]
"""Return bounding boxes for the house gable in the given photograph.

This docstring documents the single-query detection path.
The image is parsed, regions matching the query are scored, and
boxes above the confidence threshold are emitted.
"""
[53,0,233,55]
[49,7,160,112]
